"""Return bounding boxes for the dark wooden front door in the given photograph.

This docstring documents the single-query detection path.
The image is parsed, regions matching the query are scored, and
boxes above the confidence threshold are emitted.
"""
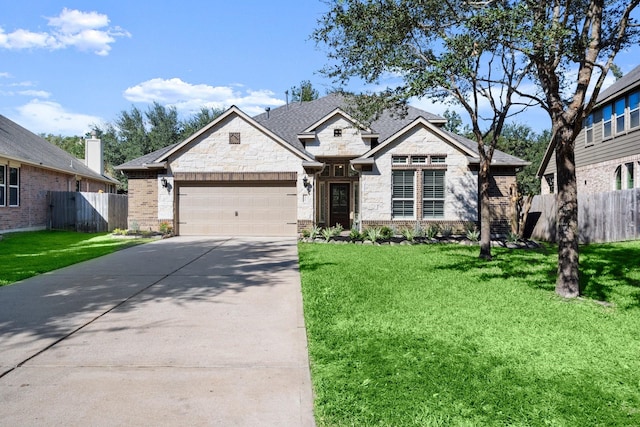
[330,183,350,228]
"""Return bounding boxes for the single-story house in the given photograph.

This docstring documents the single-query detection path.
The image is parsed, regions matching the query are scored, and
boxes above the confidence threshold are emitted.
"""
[116,94,528,237]
[0,115,117,233]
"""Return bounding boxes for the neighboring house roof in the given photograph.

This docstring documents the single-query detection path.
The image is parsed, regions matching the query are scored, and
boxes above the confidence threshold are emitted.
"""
[0,115,116,183]
[117,93,528,170]
[595,64,640,106]
[537,64,640,177]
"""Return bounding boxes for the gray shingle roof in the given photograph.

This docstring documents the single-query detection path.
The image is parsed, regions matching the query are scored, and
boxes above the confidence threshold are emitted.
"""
[116,142,178,170]
[0,115,115,183]
[117,93,527,169]
[596,64,640,105]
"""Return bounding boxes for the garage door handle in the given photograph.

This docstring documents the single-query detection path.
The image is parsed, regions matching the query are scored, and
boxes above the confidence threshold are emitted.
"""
[235,211,238,216]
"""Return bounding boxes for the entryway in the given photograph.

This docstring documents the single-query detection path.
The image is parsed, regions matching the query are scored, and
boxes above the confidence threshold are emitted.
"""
[329,183,350,228]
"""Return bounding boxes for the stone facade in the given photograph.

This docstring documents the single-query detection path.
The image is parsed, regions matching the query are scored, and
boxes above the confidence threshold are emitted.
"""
[360,125,478,224]
[305,115,372,157]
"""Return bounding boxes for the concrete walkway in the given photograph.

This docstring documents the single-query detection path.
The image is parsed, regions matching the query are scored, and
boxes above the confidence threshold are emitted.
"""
[0,236,315,426]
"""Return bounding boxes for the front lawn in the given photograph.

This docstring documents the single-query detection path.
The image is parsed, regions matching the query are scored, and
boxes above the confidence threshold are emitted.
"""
[299,241,640,426]
[0,230,152,286]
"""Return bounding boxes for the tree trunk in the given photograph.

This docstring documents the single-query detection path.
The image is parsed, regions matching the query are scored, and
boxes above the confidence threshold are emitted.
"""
[555,127,580,297]
[479,163,492,260]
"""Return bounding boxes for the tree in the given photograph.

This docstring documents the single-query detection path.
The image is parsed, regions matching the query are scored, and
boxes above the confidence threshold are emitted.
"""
[290,80,319,102]
[496,124,549,196]
[182,107,225,137]
[43,134,85,159]
[442,109,463,134]
[313,0,535,260]
[500,0,640,297]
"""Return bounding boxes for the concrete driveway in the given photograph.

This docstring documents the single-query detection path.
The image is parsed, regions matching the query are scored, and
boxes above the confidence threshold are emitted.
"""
[0,236,315,426]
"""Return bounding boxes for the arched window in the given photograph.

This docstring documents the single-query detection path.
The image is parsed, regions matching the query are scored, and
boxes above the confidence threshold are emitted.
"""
[614,166,622,190]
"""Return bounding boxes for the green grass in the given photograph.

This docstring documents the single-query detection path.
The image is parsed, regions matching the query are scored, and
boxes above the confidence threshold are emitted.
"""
[0,230,152,286]
[299,241,640,426]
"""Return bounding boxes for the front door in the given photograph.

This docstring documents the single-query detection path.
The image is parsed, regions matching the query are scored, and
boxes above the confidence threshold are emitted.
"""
[330,183,350,229]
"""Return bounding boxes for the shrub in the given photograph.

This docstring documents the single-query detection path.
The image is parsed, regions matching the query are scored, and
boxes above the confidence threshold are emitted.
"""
[334,223,344,234]
[364,227,383,243]
[321,227,334,242]
[425,224,439,239]
[440,225,453,238]
[507,231,520,243]
[380,226,394,239]
[301,229,311,238]
[400,227,416,242]
[309,226,322,239]
[349,229,362,241]
[159,221,173,235]
[466,228,480,242]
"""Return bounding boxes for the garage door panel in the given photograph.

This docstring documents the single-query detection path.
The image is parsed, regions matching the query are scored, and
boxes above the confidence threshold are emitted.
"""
[178,183,297,236]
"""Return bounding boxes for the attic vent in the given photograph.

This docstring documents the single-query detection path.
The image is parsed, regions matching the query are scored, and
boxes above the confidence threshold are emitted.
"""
[333,129,342,137]
[229,132,241,145]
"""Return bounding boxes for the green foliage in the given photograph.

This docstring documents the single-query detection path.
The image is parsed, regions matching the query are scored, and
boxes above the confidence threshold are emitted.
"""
[0,231,151,286]
[466,228,480,242]
[442,109,463,134]
[349,228,362,241]
[379,225,394,239]
[290,80,319,102]
[363,226,382,242]
[400,227,415,242]
[321,227,334,242]
[159,221,173,235]
[42,134,85,158]
[299,241,640,426]
[440,225,453,238]
[425,224,439,239]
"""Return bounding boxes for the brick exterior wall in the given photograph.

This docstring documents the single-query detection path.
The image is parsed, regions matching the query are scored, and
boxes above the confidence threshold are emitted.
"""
[488,170,517,236]
[576,154,640,194]
[126,171,161,231]
[0,164,112,232]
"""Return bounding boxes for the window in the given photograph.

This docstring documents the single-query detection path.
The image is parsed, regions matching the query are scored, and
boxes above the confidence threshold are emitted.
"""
[614,166,622,190]
[320,166,330,177]
[392,156,408,164]
[627,163,634,189]
[585,114,594,146]
[615,98,626,134]
[545,174,555,194]
[9,167,19,206]
[392,170,414,218]
[423,170,445,218]
[333,128,342,137]
[0,165,5,206]
[411,156,426,164]
[333,164,345,177]
[318,182,326,223]
[603,104,613,138]
[430,155,446,164]
[630,91,639,129]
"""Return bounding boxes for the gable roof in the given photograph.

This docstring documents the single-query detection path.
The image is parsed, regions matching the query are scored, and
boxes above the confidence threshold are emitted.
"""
[0,115,115,183]
[117,93,528,170]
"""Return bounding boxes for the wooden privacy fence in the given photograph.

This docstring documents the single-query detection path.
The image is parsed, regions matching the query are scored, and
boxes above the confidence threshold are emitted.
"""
[527,188,640,243]
[48,192,128,233]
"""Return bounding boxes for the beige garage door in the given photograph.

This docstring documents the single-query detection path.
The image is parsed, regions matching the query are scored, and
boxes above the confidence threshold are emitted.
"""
[178,183,297,236]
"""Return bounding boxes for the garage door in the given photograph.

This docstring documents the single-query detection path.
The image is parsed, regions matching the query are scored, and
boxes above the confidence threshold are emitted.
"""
[178,183,297,236]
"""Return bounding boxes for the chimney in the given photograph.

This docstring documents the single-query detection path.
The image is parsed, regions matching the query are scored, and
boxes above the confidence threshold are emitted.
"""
[85,131,104,175]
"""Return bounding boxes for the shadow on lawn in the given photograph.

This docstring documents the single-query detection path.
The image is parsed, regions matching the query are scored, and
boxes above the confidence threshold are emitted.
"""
[433,242,640,309]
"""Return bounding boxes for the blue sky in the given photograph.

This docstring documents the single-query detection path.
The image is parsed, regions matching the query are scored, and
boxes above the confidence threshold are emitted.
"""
[0,1,638,136]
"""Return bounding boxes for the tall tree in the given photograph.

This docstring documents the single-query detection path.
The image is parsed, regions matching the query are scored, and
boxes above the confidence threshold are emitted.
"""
[314,0,535,260]
[442,109,463,134]
[182,107,225,137]
[290,80,320,102]
[502,0,640,297]
[42,134,85,159]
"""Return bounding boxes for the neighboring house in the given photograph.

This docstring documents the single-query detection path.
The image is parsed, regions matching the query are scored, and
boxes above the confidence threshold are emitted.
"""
[0,115,117,233]
[538,65,640,194]
[116,94,528,237]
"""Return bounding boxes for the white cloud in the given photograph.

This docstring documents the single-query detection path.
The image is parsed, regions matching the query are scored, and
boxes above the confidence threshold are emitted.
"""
[0,72,10,78]
[14,99,103,135]
[18,89,51,98]
[123,78,285,116]
[0,8,129,55]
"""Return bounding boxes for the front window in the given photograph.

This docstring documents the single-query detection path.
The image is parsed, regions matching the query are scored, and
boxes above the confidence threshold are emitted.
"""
[615,98,626,134]
[392,170,414,218]
[9,167,19,206]
[603,104,613,138]
[431,155,446,164]
[423,170,445,218]
[545,174,555,194]
[630,91,639,129]
[392,156,409,164]
[585,114,594,146]
[0,165,5,206]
